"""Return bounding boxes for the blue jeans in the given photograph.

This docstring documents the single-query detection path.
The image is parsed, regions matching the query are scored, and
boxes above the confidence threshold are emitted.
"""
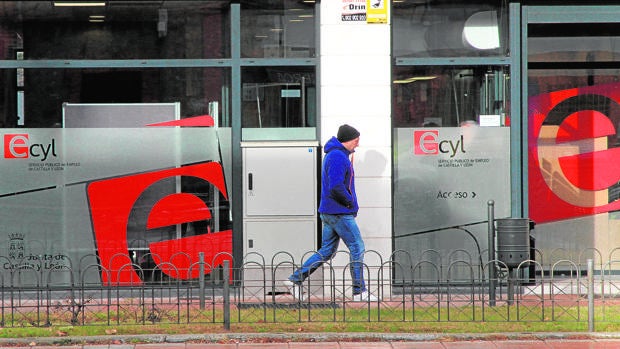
[289,213,366,294]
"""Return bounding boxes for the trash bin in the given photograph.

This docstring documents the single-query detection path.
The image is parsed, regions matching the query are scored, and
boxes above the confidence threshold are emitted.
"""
[496,218,530,268]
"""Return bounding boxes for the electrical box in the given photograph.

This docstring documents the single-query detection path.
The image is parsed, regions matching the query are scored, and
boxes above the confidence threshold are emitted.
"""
[242,141,319,262]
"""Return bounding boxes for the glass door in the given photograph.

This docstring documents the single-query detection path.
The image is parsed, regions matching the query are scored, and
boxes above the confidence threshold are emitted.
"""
[524,6,620,267]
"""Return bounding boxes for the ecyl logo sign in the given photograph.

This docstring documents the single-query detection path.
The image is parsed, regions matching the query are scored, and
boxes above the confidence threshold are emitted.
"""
[414,130,465,157]
[528,83,620,223]
[3,134,57,161]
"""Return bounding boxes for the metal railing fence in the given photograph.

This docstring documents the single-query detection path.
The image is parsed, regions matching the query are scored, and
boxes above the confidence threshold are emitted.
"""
[0,249,618,329]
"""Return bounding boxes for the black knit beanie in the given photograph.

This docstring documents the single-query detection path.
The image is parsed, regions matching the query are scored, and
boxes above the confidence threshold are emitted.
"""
[337,124,360,143]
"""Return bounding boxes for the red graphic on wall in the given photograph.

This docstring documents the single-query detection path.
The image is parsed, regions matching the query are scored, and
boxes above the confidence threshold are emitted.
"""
[529,82,620,223]
[146,114,215,127]
[88,161,230,285]
[86,110,231,284]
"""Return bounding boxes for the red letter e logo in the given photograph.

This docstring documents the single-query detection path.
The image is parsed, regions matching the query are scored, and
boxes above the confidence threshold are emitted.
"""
[4,134,29,159]
[414,130,438,155]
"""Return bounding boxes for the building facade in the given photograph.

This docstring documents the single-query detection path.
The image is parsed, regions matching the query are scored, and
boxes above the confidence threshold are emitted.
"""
[0,0,618,285]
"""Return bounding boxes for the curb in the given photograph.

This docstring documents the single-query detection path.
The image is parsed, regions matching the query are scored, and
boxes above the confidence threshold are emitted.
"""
[3,332,620,346]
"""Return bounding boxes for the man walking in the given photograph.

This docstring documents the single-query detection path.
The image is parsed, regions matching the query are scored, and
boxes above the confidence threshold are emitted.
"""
[285,124,378,302]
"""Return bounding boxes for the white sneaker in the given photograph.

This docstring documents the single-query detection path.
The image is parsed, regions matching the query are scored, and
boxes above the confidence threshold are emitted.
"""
[352,290,379,302]
[283,280,305,301]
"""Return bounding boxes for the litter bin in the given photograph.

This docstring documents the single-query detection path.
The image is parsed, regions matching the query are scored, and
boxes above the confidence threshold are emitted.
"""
[496,218,530,268]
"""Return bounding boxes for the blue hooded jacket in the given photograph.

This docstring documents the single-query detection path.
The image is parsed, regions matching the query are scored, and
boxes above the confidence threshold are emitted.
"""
[318,136,358,215]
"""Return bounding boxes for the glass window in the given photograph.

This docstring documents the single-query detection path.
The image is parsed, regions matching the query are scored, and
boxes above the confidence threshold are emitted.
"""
[0,1,230,59]
[529,23,620,63]
[240,0,316,58]
[392,1,508,58]
[0,65,233,285]
[241,66,315,128]
[528,67,620,212]
[0,67,230,128]
[393,66,509,127]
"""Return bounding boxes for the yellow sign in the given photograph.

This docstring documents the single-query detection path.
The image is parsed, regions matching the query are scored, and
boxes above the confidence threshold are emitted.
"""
[366,0,389,24]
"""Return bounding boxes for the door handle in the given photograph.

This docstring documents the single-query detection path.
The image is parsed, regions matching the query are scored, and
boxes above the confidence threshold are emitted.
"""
[248,172,253,190]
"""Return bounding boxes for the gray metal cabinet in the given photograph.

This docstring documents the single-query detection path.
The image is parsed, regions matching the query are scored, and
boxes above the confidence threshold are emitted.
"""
[242,141,319,262]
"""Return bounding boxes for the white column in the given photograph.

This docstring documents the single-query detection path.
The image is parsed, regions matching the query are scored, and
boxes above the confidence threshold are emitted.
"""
[319,1,392,296]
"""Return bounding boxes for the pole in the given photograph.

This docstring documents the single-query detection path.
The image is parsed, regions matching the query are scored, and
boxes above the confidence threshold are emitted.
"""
[488,200,496,306]
[223,260,231,330]
[587,258,594,332]
[199,252,205,310]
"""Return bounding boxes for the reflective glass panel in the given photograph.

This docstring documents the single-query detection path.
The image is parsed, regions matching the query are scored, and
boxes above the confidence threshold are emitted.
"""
[529,23,620,63]
[527,22,620,265]
[0,1,230,59]
[0,67,230,128]
[240,0,316,58]
[241,66,316,128]
[393,1,507,58]
[393,66,509,127]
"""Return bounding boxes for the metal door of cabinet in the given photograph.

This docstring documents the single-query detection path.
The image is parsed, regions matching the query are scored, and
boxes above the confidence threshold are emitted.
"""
[243,145,317,217]
[244,219,317,262]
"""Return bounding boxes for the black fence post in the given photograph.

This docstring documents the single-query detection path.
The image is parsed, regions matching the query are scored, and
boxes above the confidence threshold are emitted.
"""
[199,252,205,310]
[223,260,230,330]
[487,200,496,306]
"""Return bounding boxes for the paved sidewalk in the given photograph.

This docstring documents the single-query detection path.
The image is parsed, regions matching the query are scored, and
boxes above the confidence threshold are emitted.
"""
[3,340,620,348]
[2,333,620,349]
